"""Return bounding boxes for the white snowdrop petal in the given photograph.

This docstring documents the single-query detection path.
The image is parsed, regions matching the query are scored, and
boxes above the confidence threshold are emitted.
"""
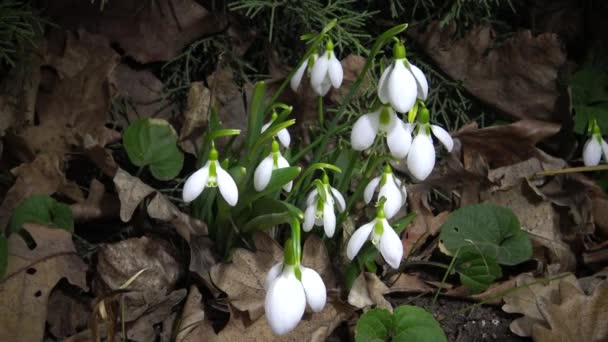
[303,204,316,232]
[306,189,318,207]
[261,121,271,133]
[264,262,283,291]
[290,59,308,92]
[602,139,608,162]
[300,267,327,313]
[378,63,393,104]
[277,155,292,192]
[431,125,454,152]
[400,183,408,206]
[328,53,343,88]
[265,271,306,335]
[182,163,210,202]
[407,133,436,181]
[216,165,239,206]
[407,62,429,100]
[346,221,374,260]
[351,112,380,151]
[363,176,381,204]
[310,52,329,89]
[388,61,418,113]
[313,74,332,96]
[277,128,291,147]
[583,138,602,166]
[254,156,274,191]
[387,121,412,159]
[330,187,346,213]
[378,221,404,269]
[378,179,403,219]
[323,203,336,238]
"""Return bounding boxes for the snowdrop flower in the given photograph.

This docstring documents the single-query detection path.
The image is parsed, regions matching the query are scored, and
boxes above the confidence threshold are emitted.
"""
[310,40,343,96]
[583,119,608,166]
[290,53,318,92]
[303,175,346,238]
[182,146,238,206]
[351,104,413,159]
[254,140,292,192]
[407,107,453,181]
[265,241,326,335]
[364,165,407,219]
[378,40,428,113]
[261,111,291,147]
[346,205,403,269]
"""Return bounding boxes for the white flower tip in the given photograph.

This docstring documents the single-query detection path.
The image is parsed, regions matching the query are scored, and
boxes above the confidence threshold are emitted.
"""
[346,221,374,260]
[265,273,306,335]
[182,167,209,203]
[379,224,403,269]
[351,113,378,151]
[216,166,238,206]
[328,54,343,88]
[431,125,454,153]
[387,61,417,113]
[254,156,274,191]
[583,137,602,166]
[407,134,436,181]
[301,267,327,313]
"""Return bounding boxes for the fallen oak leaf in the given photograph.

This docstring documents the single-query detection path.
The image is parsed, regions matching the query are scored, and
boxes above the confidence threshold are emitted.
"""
[175,286,212,342]
[0,223,88,342]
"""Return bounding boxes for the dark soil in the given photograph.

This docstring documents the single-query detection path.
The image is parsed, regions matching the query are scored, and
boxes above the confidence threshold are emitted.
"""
[390,295,529,342]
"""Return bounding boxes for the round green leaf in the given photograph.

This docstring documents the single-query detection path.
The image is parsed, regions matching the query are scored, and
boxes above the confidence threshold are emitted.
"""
[123,118,184,180]
[454,251,502,294]
[439,204,532,266]
[9,195,74,233]
[393,305,447,342]
[355,308,393,342]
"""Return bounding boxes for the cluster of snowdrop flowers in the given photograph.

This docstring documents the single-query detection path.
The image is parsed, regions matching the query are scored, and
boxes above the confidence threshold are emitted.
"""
[303,174,346,238]
[254,140,293,192]
[265,235,327,335]
[583,118,608,166]
[290,40,343,97]
[182,144,238,206]
[347,201,403,269]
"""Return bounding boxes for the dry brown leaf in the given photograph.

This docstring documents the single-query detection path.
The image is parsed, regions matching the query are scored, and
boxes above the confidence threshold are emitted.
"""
[14,30,120,157]
[175,286,212,342]
[113,168,156,222]
[71,179,120,222]
[0,224,88,342]
[502,273,580,337]
[127,289,187,342]
[46,0,224,63]
[329,54,367,103]
[454,120,561,169]
[179,82,211,155]
[0,153,82,231]
[347,272,392,312]
[403,190,448,257]
[301,235,336,289]
[93,236,183,321]
[532,281,608,342]
[386,273,432,294]
[210,233,283,321]
[47,286,91,339]
[188,235,219,296]
[409,23,567,122]
[147,192,208,242]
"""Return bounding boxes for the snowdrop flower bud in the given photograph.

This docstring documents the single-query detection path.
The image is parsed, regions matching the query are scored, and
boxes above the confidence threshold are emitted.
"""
[346,205,403,269]
[378,40,428,113]
[290,53,318,92]
[265,241,327,335]
[363,165,407,219]
[182,146,238,206]
[303,175,346,237]
[583,119,608,166]
[261,111,291,147]
[310,39,343,96]
[407,108,453,181]
[351,104,413,159]
[254,140,293,192]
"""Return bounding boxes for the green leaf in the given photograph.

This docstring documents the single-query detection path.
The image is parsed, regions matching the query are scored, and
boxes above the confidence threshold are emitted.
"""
[393,305,447,342]
[9,195,74,233]
[570,66,608,106]
[0,234,7,279]
[454,251,502,294]
[439,204,532,266]
[123,118,184,180]
[393,212,417,235]
[254,166,301,199]
[355,308,394,342]
[573,103,608,134]
[242,212,292,233]
[245,81,266,152]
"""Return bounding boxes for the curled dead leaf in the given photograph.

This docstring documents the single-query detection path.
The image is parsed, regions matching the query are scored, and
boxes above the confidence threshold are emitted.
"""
[347,272,392,312]
[179,82,211,155]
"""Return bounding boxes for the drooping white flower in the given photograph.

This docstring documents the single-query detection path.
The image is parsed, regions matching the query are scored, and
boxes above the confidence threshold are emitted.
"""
[583,120,608,166]
[290,53,318,92]
[378,40,428,113]
[364,165,407,219]
[346,206,403,269]
[351,105,413,159]
[261,112,291,147]
[303,178,346,238]
[182,147,238,206]
[310,40,343,96]
[254,140,292,192]
[264,262,326,335]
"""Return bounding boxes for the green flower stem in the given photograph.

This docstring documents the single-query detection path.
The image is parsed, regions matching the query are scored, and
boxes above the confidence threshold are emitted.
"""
[285,162,341,202]
[318,96,324,125]
[432,248,460,305]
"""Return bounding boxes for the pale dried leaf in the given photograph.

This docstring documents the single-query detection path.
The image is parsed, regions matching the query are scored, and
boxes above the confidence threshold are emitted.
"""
[147,192,207,242]
[386,273,432,294]
[128,289,187,342]
[71,179,120,222]
[301,235,336,289]
[47,287,91,339]
[0,224,87,342]
[179,82,211,155]
[175,286,211,342]
[113,168,155,222]
[347,272,392,312]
